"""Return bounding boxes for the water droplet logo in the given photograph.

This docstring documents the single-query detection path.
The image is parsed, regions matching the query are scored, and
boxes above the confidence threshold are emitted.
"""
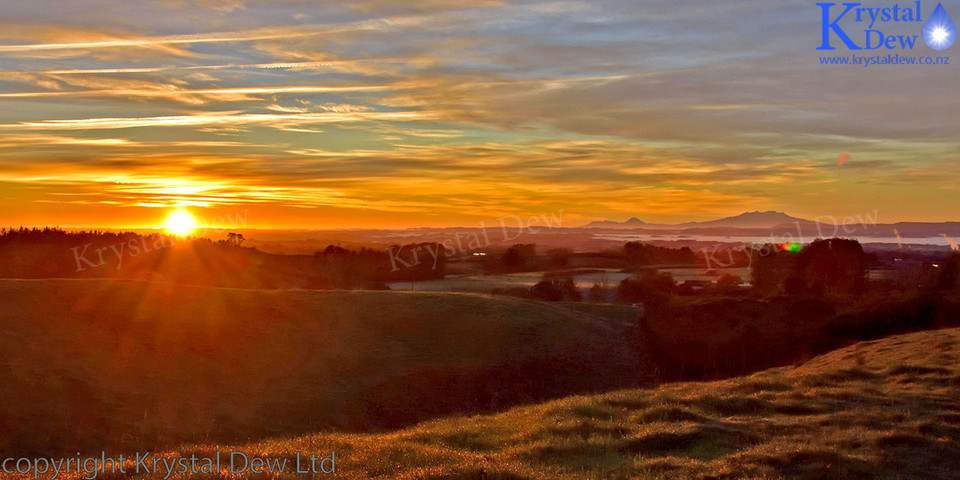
[923,3,956,50]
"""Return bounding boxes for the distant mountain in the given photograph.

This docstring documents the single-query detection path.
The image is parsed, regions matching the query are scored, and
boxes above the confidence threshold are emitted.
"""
[582,211,811,229]
[678,211,808,229]
[582,217,647,228]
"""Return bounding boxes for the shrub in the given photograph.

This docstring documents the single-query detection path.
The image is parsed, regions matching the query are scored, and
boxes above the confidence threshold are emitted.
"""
[588,283,607,302]
[531,278,582,302]
[615,271,673,311]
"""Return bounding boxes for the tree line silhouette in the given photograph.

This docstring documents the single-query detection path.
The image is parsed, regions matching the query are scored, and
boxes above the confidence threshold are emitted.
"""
[0,228,445,289]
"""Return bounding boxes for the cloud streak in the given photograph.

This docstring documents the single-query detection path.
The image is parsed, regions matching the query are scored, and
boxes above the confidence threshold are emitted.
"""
[0,0,957,227]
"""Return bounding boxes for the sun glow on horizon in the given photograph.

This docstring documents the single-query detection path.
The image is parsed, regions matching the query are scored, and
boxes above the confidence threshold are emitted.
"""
[163,208,198,236]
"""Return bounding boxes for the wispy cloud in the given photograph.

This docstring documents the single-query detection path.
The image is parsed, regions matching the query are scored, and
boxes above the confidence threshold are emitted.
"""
[0,0,957,226]
[0,84,408,105]
[0,25,333,54]
[1,111,436,130]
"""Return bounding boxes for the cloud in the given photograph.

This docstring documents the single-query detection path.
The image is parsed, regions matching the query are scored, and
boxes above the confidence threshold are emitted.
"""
[343,0,504,15]
[0,24,204,60]
[0,24,309,53]
[838,153,851,167]
[152,0,248,12]
[0,111,437,130]
[0,0,957,225]
[0,84,407,104]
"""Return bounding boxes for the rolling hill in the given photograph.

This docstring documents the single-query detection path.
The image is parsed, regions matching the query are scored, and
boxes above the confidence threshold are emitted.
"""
[51,327,959,480]
[0,279,646,456]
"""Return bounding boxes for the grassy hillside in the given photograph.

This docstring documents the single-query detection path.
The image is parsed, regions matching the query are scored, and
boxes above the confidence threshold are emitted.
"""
[641,293,960,380]
[65,327,960,480]
[0,279,645,455]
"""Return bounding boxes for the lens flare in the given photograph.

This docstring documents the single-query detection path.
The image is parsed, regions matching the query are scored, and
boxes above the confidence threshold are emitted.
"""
[777,242,803,252]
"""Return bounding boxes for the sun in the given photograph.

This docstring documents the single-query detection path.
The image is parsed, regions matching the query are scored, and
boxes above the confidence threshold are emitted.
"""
[163,208,198,236]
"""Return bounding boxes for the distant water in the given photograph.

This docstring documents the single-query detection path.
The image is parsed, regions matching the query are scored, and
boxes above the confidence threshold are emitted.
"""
[387,267,754,292]
[593,234,953,247]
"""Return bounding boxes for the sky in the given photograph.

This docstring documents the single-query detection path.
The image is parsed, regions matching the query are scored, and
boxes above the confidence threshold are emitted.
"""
[0,0,957,229]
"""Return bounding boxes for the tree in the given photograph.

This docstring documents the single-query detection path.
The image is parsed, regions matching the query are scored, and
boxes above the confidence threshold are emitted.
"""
[716,274,743,291]
[559,278,582,302]
[936,253,960,291]
[615,270,673,312]
[789,238,867,296]
[226,232,245,247]
[546,248,573,268]
[531,279,563,301]
[531,277,581,302]
[588,283,607,302]
[624,242,696,265]
[500,244,536,270]
[751,246,798,295]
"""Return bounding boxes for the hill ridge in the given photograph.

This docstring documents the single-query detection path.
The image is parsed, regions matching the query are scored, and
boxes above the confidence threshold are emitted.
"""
[583,210,808,229]
[136,327,960,480]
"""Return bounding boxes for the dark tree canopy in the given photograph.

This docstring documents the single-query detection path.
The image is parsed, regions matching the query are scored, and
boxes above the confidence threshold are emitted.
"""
[531,277,581,302]
[501,244,537,268]
[623,242,696,265]
[789,238,867,296]
[751,247,798,295]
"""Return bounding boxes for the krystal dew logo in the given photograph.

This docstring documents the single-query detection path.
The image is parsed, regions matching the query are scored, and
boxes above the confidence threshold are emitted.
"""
[817,1,956,51]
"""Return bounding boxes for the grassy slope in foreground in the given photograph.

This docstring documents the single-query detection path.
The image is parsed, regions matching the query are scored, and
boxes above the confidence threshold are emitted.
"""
[107,328,960,480]
[0,279,644,455]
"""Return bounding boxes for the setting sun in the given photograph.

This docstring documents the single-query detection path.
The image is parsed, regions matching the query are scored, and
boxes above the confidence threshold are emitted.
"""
[163,208,198,236]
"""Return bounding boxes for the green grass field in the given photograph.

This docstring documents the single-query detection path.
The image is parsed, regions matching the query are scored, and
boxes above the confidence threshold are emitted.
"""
[0,279,645,455]
[10,326,951,480]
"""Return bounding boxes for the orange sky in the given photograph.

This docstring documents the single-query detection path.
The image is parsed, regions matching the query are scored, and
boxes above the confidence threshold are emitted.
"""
[1,1,958,229]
